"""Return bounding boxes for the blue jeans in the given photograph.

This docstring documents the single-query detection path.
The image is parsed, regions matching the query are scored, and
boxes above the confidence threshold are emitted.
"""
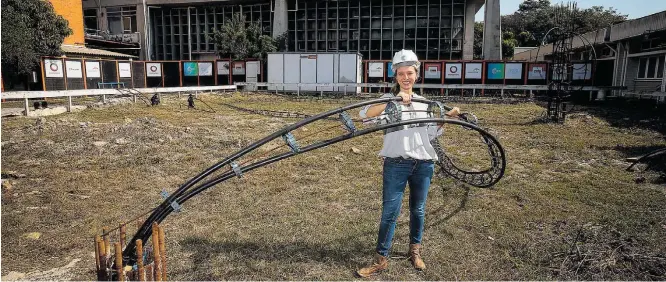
[376,157,435,257]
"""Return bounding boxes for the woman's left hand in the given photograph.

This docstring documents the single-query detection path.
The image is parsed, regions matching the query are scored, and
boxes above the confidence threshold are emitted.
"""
[446,107,461,117]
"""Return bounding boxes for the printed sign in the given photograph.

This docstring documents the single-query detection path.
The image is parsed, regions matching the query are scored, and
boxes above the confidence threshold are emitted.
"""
[572,63,592,80]
[146,63,162,77]
[198,62,213,76]
[368,62,384,78]
[386,62,394,77]
[118,62,132,78]
[487,63,505,80]
[528,64,547,80]
[232,62,245,75]
[217,61,230,75]
[65,61,83,78]
[445,63,463,79]
[551,64,567,80]
[464,63,482,79]
[424,63,441,79]
[85,61,101,78]
[505,63,523,79]
[44,59,64,78]
[184,62,198,76]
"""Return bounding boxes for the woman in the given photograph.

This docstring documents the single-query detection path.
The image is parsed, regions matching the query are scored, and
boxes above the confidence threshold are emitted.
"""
[356,50,460,277]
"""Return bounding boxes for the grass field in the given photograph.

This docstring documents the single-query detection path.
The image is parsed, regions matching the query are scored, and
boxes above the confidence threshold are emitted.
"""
[1,93,665,280]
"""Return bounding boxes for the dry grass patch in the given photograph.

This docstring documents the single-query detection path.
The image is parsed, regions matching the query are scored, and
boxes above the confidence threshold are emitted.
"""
[2,93,665,280]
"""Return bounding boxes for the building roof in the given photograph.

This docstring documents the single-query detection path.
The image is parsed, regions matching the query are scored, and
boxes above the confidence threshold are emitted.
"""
[61,45,137,59]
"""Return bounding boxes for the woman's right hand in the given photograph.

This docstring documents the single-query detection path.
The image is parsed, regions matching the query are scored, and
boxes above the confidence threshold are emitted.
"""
[397,92,412,105]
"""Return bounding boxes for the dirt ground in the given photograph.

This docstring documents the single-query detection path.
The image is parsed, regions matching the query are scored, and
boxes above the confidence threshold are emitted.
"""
[1,92,665,280]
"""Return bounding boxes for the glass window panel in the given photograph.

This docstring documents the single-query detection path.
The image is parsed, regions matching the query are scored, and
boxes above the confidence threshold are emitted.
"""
[108,16,123,34]
[647,57,657,78]
[638,58,647,78]
[657,56,664,78]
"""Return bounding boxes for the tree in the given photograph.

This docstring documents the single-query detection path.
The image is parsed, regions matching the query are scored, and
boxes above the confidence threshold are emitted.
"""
[211,13,277,60]
[502,0,627,48]
[1,0,72,88]
[473,0,628,58]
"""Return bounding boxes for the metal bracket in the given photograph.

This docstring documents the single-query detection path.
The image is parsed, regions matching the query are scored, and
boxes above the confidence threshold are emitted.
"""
[460,112,479,130]
[339,111,356,133]
[282,132,300,153]
[384,101,402,123]
[160,189,182,213]
[230,162,243,178]
[427,101,447,118]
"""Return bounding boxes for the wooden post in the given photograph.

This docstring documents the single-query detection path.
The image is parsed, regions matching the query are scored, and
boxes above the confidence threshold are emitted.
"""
[97,239,107,280]
[146,265,153,281]
[115,242,124,281]
[67,96,72,112]
[152,223,162,281]
[24,97,29,116]
[103,226,111,256]
[158,226,167,281]
[94,236,102,271]
[136,239,145,281]
[120,224,126,248]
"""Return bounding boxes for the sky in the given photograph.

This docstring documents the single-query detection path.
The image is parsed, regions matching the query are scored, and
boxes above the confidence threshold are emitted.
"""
[475,0,666,21]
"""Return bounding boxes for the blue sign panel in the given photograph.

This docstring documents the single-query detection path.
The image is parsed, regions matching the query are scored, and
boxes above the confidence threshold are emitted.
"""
[487,63,505,80]
[184,62,199,76]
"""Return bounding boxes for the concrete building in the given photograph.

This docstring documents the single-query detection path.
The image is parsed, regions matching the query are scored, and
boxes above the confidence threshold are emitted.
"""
[50,0,136,59]
[513,11,666,97]
[82,0,500,61]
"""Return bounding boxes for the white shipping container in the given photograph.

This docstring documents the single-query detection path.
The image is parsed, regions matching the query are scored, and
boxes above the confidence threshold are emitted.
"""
[267,52,362,93]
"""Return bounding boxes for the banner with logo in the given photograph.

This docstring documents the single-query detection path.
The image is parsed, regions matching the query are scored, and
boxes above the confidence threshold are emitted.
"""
[424,63,441,79]
[44,59,64,78]
[528,63,547,80]
[464,63,482,79]
[217,61,230,75]
[198,62,213,76]
[118,62,132,78]
[487,63,505,79]
[505,63,523,79]
[184,62,198,76]
[85,61,101,78]
[572,63,592,80]
[368,62,384,78]
[232,62,245,75]
[445,63,462,79]
[146,63,162,77]
[65,61,83,78]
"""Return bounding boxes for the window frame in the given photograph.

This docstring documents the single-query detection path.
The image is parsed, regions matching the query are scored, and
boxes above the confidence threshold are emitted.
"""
[637,55,665,79]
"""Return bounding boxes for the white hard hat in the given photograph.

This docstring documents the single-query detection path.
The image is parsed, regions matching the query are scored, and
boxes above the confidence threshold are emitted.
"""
[391,49,421,74]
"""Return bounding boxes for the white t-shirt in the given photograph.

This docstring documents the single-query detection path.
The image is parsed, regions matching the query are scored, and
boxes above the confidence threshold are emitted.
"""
[359,92,442,160]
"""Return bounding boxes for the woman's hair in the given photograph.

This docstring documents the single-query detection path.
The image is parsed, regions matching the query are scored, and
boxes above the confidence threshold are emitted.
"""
[390,65,419,95]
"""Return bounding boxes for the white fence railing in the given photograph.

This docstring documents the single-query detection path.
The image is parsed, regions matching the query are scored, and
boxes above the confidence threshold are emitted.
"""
[1,85,237,116]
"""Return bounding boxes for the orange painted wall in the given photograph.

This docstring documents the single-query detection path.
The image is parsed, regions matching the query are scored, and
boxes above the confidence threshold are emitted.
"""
[49,0,85,45]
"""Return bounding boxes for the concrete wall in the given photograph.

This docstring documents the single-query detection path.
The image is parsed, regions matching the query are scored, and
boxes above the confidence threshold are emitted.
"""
[463,0,483,60]
[50,0,86,45]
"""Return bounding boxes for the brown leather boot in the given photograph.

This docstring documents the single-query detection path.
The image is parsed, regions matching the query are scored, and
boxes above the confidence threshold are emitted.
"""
[409,244,426,270]
[356,254,388,278]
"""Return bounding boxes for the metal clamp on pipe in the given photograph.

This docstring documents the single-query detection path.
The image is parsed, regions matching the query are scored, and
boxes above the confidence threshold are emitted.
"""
[384,101,402,123]
[282,132,300,153]
[428,101,447,119]
[339,111,356,133]
[160,189,182,213]
[230,162,243,178]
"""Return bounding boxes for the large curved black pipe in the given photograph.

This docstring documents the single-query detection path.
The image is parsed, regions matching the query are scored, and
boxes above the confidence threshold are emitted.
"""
[124,97,450,257]
[122,117,504,263]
